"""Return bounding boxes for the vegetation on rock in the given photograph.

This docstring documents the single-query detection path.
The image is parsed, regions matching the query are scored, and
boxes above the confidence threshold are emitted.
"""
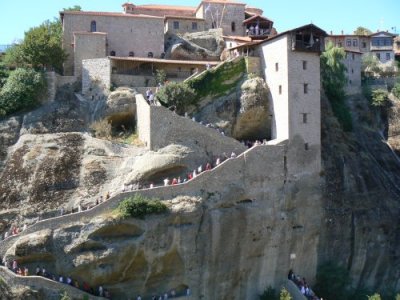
[187,57,246,101]
[155,69,167,85]
[259,286,277,300]
[118,194,168,219]
[0,68,46,116]
[279,288,292,300]
[353,26,372,35]
[90,118,112,139]
[371,88,389,107]
[392,81,400,99]
[321,42,352,131]
[156,81,196,114]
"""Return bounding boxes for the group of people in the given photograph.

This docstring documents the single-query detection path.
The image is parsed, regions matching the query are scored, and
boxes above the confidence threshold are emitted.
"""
[1,224,27,240]
[186,114,227,136]
[242,139,268,148]
[288,270,321,300]
[136,287,190,300]
[1,259,111,298]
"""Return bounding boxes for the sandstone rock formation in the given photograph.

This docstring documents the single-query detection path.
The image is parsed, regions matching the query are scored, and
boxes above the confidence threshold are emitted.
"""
[102,87,137,129]
[165,29,225,61]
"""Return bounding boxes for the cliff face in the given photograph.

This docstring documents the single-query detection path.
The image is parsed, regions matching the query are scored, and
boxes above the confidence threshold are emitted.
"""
[0,90,399,299]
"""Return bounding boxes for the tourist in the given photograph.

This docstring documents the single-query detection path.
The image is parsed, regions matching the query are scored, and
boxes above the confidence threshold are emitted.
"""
[150,183,154,188]
[137,295,142,300]
[12,259,18,272]
[99,285,104,297]
[74,279,80,288]
[78,203,82,213]
[230,152,237,158]
[122,184,126,192]
[188,173,193,180]
[42,266,47,277]
[192,169,197,178]
[83,282,90,292]
[67,276,72,285]
[164,178,170,186]
[171,289,176,297]
[149,91,155,105]
[146,88,151,100]
[60,208,64,216]
[177,176,181,184]
[105,191,110,200]
[22,224,27,231]
[171,178,178,185]
[17,267,22,275]
[59,275,64,283]
[104,289,110,298]
[215,157,221,166]
[205,162,212,171]
[36,265,41,276]
[164,293,168,299]
[4,231,8,239]
[24,267,28,276]
[198,165,203,173]
[288,269,294,280]
[186,287,191,296]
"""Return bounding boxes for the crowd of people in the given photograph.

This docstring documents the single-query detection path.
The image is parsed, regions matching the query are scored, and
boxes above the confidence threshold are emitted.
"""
[288,269,321,300]
[1,259,111,298]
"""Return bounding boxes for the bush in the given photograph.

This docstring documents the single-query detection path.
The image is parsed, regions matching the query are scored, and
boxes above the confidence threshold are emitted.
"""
[90,118,112,139]
[314,261,350,300]
[259,286,278,300]
[371,89,389,107]
[0,68,46,116]
[367,294,382,300]
[155,69,167,85]
[59,290,72,300]
[118,194,168,219]
[279,288,292,300]
[392,83,400,99]
[155,81,196,114]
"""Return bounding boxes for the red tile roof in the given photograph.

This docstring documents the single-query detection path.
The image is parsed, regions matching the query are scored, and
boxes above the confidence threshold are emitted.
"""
[243,14,273,24]
[134,4,196,11]
[110,56,220,65]
[60,10,164,19]
[164,15,205,21]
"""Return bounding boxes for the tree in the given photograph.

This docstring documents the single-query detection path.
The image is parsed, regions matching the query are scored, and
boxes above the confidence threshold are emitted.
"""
[314,261,350,300]
[155,81,196,114]
[362,53,381,76]
[321,42,352,131]
[155,69,167,85]
[0,68,46,116]
[2,19,67,73]
[279,288,292,300]
[354,26,372,35]
[63,5,82,11]
[367,294,381,300]
[371,88,389,106]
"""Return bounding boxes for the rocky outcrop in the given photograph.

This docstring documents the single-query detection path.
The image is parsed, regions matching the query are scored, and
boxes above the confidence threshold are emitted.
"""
[103,87,136,129]
[165,29,225,61]
[0,116,22,171]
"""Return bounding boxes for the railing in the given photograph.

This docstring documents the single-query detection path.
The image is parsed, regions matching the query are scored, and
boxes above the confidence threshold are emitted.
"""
[293,40,322,52]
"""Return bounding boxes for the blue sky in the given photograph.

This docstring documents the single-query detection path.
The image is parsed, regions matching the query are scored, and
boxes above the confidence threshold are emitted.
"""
[0,0,399,44]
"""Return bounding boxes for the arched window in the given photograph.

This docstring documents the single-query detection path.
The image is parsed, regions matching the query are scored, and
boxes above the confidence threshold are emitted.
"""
[129,51,134,57]
[110,51,116,56]
[90,21,96,32]
[148,52,153,58]
[231,22,236,32]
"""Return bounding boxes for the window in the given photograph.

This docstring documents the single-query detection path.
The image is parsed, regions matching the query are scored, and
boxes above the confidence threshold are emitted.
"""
[192,22,197,30]
[304,143,309,151]
[90,21,96,32]
[148,52,153,58]
[302,60,307,70]
[279,85,282,95]
[303,83,308,94]
[129,51,134,57]
[386,52,391,60]
[351,68,354,74]
[346,39,351,47]
[275,63,279,72]
[362,41,367,48]
[231,22,236,32]
[302,113,308,124]
[352,39,358,47]
[349,80,352,85]
[173,21,179,30]
[352,53,355,60]
[376,53,381,60]
[110,51,116,56]
[211,21,216,29]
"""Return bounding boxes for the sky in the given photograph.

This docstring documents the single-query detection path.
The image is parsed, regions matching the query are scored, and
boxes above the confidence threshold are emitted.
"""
[0,0,399,45]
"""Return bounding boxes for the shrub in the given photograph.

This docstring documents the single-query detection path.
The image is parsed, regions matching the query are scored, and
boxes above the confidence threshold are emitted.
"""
[0,68,46,115]
[90,118,112,139]
[59,290,71,300]
[392,83,400,99]
[367,294,381,300]
[155,81,196,114]
[280,288,292,300]
[118,194,168,219]
[155,69,167,85]
[259,286,278,300]
[371,89,389,107]
[314,261,350,300]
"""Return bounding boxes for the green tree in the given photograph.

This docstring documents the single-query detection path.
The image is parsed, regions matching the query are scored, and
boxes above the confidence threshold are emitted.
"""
[354,26,373,35]
[367,294,381,300]
[371,88,389,106]
[321,42,352,131]
[0,68,46,116]
[279,288,292,300]
[2,44,25,68]
[396,293,400,300]
[118,194,168,219]
[155,69,167,85]
[63,5,82,11]
[314,261,350,300]
[259,286,278,300]
[155,81,196,114]
[362,53,381,77]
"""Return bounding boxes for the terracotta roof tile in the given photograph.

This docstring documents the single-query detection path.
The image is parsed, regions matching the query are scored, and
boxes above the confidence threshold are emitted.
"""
[135,4,196,11]
[60,11,164,19]
[164,15,205,21]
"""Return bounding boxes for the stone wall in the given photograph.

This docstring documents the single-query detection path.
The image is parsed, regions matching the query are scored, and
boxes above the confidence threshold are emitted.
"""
[55,75,77,88]
[74,32,107,78]
[111,74,156,88]
[344,51,362,95]
[197,2,246,36]
[135,93,247,155]
[136,94,151,148]
[62,12,165,75]
[165,18,205,35]
[246,57,261,76]
[82,58,111,98]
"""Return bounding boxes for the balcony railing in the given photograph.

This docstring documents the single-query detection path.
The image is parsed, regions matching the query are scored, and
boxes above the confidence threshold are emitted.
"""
[293,40,323,52]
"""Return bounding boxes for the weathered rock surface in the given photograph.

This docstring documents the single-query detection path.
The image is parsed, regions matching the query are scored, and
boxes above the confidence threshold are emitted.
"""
[103,87,136,128]
[0,116,22,171]
[165,29,225,61]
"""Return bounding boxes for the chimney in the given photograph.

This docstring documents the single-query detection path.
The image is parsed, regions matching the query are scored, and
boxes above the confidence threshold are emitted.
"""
[341,30,344,35]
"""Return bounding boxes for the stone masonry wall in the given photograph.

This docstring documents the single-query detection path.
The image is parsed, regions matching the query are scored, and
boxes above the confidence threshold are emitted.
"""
[74,32,107,79]
[62,12,165,76]
[82,58,111,97]
[136,94,151,148]
[343,51,362,95]
[135,94,247,155]
[165,18,205,35]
